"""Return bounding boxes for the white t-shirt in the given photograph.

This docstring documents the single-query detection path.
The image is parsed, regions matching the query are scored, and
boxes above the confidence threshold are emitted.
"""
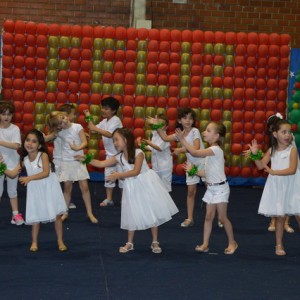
[175,127,205,165]
[150,131,172,172]
[58,123,84,162]
[96,115,122,158]
[204,146,226,184]
[0,124,21,169]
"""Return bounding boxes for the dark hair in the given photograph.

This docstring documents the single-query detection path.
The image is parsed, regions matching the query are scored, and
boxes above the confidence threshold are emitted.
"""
[58,103,77,114]
[270,119,291,155]
[176,108,196,130]
[157,113,169,126]
[112,128,136,164]
[101,97,120,114]
[20,129,55,172]
[0,101,15,114]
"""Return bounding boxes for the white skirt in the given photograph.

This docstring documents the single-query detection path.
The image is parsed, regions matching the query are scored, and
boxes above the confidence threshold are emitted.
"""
[59,161,90,182]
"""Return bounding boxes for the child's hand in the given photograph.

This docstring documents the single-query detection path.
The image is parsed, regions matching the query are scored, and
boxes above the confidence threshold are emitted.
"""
[87,122,97,131]
[83,109,91,116]
[106,171,119,182]
[146,116,158,125]
[19,176,30,186]
[74,155,85,161]
[248,139,259,155]
[264,165,275,175]
[69,142,80,151]
[174,128,184,141]
[142,138,150,144]
[183,162,192,173]
[172,147,182,156]
[136,137,142,146]
[242,149,251,157]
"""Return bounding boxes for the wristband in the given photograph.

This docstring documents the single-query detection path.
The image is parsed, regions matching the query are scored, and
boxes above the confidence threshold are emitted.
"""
[188,165,198,176]
[81,153,93,164]
[150,123,164,130]
[140,142,146,152]
[0,162,7,176]
[250,149,263,161]
[85,115,93,122]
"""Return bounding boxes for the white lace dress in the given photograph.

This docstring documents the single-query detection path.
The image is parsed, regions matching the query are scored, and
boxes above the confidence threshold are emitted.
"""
[258,145,300,217]
[24,152,67,225]
[116,149,178,230]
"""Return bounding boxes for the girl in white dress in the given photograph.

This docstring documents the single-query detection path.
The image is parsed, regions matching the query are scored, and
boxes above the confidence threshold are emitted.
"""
[75,128,178,254]
[46,111,98,223]
[10,129,68,252]
[137,114,173,192]
[147,108,205,227]
[175,122,238,255]
[248,119,300,256]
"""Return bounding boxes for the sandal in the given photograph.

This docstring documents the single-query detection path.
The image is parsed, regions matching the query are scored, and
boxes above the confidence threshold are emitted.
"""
[284,223,294,233]
[268,220,275,232]
[224,242,238,255]
[87,214,98,224]
[180,219,194,227]
[30,243,38,252]
[195,245,209,253]
[218,221,224,228]
[119,242,134,253]
[100,199,114,207]
[58,242,68,252]
[61,213,69,222]
[151,241,162,254]
[275,245,286,256]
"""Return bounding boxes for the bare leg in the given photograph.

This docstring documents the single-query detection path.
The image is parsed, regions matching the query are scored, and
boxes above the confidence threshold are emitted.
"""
[55,215,67,251]
[284,215,294,233]
[30,224,40,251]
[186,184,197,221]
[275,216,286,255]
[61,181,72,221]
[100,187,114,206]
[201,204,216,248]
[79,179,98,223]
[119,230,135,253]
[150,226,162,253]
[10,197,19,212]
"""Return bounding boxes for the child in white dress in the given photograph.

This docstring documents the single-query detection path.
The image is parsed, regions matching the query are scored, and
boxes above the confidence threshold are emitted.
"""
[46,111,98,223]
[175,122,238,255]
[137,114,173,192]
[75,128,178,254]
[148,108,205,227]
[7,129,68,252]
[248,119,300,256]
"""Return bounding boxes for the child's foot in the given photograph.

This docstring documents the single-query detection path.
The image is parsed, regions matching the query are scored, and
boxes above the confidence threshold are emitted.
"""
[195,244,209,252]
[119,242,134,253]
[58,241,68,252]
[87,214,98,224]
[224,242,238,255]
[100,199,114,207]
[284,223,294,233]
[69,202,76,209]
[275,244,286,256]
[151,241,162,254]
[218,220,224,228]
[30,243,38,252]
[268,221,275,232]
[11,213,25,226]
[180,219,194,227]
[61,213,69,222]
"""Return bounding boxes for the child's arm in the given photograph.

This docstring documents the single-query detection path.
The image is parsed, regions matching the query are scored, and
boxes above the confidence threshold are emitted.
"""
[175,129,214,157]
[146,117,175,142]
[74,155,117,169]
[19,153,50,186]
[142,139,162,151]
[264,147,298,176]
[83,109,112,138]
[0,140,20,150]
[106,152,144,181]
[43,132,57,142]
[4,164,22,178]
[69,129,88,151]
[183,162,205,177]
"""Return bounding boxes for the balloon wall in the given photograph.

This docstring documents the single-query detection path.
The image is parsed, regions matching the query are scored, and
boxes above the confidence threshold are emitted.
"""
[1,20,291,178]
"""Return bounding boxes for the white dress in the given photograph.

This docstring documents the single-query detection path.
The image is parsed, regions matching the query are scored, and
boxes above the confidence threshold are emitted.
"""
[24,153,67,225]
[116,149,179,230]
[258,145,300,216]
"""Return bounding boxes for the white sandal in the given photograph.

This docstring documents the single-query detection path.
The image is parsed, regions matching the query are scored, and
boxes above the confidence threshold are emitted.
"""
[100,199,114,207]
[119,242,134,253]
[151,241,162,254]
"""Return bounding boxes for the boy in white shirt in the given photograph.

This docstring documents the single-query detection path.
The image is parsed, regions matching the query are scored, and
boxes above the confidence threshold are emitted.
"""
[84,97,123,206]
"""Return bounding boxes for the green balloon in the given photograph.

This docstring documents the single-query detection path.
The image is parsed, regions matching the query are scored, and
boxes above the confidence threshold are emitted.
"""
[157,86,167,97]
[48,36,59,48]
[138,41,147,51]
[115,40,125,50]
[60,36,70,48]
[202,87,212,98]
[94,38,103,49]
[204,43,213,54]
[93,50,103,60]
[113,84,124,95]
[146,85,157,97]
[225,45,234,55]
[212,87,223,99]
[214,43,225,54]
[294,133,300,147]
[104,38,115,50]
[179,86,189,98]
[292,91,300,102]
[289,109,300,123]
[71,37,81,48]
[47,70,57,81]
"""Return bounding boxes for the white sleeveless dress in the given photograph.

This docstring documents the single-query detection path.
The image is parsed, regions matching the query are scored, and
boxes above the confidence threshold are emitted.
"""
[116,149,178,230]
[24,152,67,225]
[258,145,300,217]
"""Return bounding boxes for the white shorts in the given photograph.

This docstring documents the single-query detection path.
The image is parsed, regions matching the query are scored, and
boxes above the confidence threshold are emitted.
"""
[59,161,90,182]
[202,183,230,204]
[104,164,124,188]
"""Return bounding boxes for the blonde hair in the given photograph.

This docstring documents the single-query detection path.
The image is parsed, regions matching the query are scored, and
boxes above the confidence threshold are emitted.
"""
[46,111,67,133]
